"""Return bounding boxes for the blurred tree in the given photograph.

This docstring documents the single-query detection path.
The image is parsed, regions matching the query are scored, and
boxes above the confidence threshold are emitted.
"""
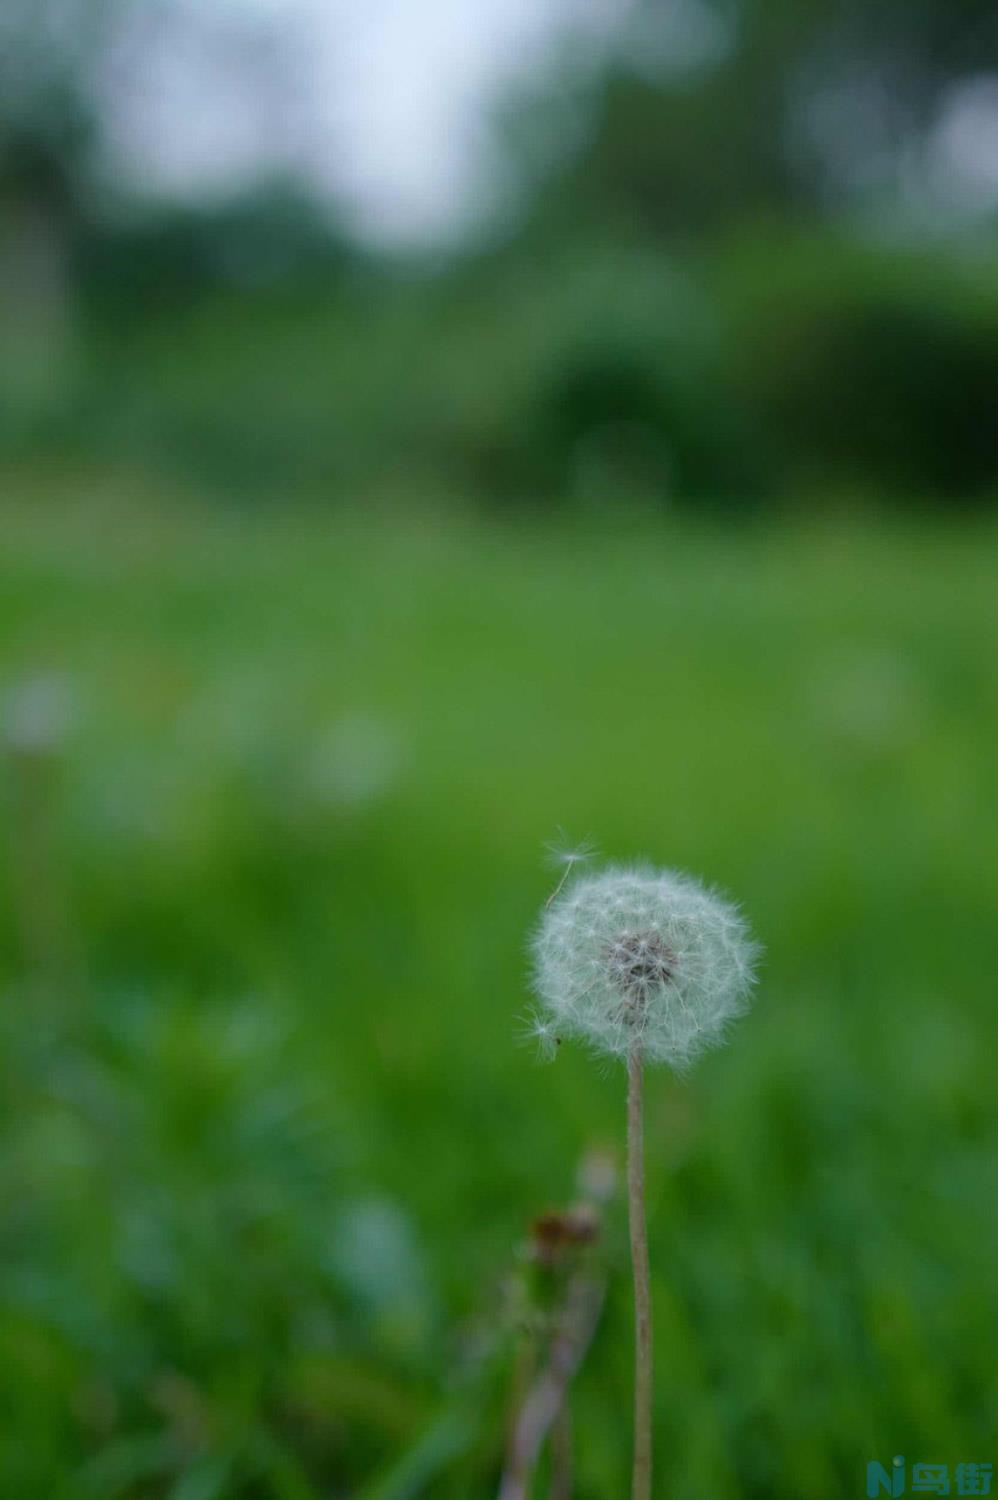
[0,0,125,396]
[517,0,998,241]
[80,186,354,313]
[717,235,998,501]
[0,0,347,313]
[0,0,110,214]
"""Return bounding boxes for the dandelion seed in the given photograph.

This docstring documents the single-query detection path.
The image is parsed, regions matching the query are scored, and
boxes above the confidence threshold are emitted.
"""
[518,1008,560,1062]
[544,832,597,906]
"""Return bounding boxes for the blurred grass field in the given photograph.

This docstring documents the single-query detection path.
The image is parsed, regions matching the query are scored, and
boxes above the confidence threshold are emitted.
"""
[1,476,997,1498]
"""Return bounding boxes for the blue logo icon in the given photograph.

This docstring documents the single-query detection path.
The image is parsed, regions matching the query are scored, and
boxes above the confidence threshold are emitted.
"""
[867,1458,993,1496]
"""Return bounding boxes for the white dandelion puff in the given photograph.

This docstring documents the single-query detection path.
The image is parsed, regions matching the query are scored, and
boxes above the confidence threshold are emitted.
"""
[532,863,760,1069]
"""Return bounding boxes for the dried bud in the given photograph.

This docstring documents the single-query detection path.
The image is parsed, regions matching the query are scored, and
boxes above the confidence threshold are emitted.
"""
[529,1205,600,1267]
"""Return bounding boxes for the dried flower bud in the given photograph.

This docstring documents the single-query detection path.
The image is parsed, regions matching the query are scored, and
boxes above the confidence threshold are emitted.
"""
[530,1205,600,1267]
[532,864,758,1069]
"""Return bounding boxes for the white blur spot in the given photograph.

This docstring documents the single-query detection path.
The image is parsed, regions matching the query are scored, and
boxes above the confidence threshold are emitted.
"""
[93,0,634,245]
[3,671,76,753]
[811,649,928,753]
[928,74,998,213]
[307,710,405,811]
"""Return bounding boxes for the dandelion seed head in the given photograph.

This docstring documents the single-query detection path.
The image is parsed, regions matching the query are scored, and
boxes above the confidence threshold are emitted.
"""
[532,863,759,1069]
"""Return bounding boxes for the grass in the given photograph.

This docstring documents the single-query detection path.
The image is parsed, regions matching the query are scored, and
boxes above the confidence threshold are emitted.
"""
[1,474,997,1497]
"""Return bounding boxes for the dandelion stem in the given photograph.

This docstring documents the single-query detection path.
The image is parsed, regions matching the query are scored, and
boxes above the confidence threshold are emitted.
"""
[627,1044,653,1500]
[551,1391,572,1500]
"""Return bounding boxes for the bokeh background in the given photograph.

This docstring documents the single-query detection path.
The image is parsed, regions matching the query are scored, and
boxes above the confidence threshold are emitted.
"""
[2,2,998,1496]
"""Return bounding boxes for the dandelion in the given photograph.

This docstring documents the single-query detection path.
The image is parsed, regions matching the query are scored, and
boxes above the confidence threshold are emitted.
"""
[530,862,759,1500]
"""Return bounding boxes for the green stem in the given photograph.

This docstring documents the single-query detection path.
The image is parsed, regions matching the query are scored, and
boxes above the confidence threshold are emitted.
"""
[627,1044,652,1500]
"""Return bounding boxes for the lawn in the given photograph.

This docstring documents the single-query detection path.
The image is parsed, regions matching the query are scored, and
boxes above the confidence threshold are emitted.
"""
[1,475,997,1497]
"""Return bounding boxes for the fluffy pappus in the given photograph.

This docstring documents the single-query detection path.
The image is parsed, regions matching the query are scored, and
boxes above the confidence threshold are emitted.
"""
[531,863,759,1069]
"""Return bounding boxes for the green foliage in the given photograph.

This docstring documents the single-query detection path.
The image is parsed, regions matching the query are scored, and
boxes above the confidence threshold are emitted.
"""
[716,237,998,501]
[6,233,998,507]
[1,484,997,1495]
[407,247,763,507]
